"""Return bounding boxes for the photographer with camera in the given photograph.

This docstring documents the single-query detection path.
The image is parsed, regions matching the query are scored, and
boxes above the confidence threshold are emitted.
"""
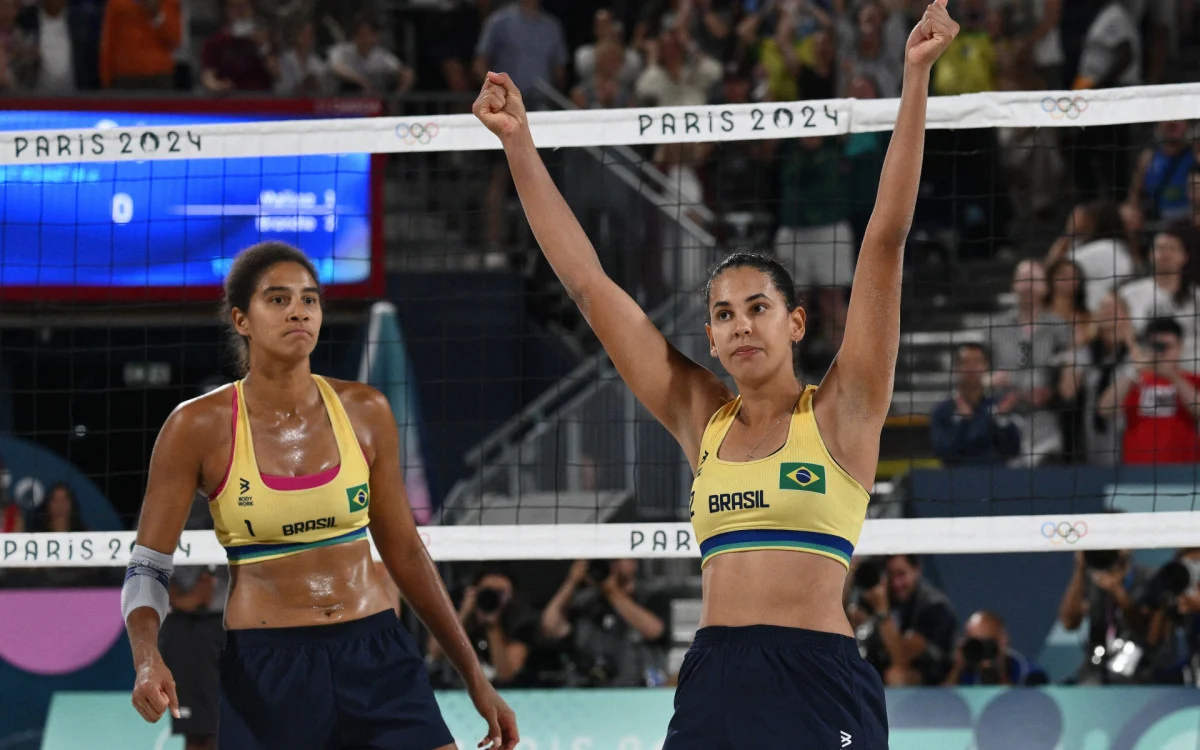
[1096,316,1200,465]
[540,558,669,687]
[942,610,1045,686]
[1176,549,1200,686]
[1136,553,1198,684]
[426,568,535,688]
[1058,549,1163,684]
[848,555,958,686]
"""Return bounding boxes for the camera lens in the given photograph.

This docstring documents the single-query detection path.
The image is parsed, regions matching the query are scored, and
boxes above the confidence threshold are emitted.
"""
[588,560,611,582]
[963,637,999,665]
[475,587,502,614]
[1085,549,1121,571]
[854,560,883,590]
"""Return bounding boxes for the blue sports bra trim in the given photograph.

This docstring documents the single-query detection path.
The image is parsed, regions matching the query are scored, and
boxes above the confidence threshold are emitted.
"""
[224,527,368,563]
[699,528,854,564]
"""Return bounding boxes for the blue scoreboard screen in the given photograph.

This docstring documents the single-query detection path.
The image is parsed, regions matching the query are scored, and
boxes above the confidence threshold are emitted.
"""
[0,103,379,300]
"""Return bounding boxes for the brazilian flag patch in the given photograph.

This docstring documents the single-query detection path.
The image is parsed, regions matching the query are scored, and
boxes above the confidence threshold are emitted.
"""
[346,483,370,513]
[779,463,826,493]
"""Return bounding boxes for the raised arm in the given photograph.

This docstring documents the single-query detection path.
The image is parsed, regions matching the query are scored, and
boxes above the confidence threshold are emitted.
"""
[821,2,958,430]
[473,72,732,466]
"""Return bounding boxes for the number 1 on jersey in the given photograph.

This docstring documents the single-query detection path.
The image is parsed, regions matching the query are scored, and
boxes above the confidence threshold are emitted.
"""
[244,519,256,537]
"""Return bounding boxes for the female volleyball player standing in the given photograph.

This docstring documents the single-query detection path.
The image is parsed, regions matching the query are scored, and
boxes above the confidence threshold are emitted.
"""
[473,2,957,745]
[123,243,517,750]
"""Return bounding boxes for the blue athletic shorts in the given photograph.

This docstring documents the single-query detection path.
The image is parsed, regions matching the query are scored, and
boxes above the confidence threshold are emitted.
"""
[218,610,454,750]
[664,625,889,750]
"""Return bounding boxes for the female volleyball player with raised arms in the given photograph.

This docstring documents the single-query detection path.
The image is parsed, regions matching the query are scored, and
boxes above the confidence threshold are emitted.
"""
[122,243,517,750]
[474,2,956,745]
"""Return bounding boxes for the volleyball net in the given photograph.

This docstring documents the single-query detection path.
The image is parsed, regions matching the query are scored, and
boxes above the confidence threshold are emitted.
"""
[1,83,1200,575]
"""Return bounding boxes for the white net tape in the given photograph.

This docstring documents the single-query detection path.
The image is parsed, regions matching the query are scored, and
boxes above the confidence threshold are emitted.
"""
[2,510,1194,566]
[2,84,1199,165]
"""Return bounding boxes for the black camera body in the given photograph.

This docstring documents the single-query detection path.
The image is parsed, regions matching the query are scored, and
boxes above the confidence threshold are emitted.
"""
[588,559,611,583]
[475,587,505,615]
[854,560,884,591]
[1084,549,1122,571]
[962,637,999,666]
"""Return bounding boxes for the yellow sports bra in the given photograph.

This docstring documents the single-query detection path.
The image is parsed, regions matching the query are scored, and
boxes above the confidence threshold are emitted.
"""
[209,375,372,565]
[689,385,870,569]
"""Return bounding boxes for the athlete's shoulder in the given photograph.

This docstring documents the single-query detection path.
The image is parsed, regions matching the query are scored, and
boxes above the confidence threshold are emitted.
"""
[155,384,235,457]
[168,383,235,431]
[321,377,393,426]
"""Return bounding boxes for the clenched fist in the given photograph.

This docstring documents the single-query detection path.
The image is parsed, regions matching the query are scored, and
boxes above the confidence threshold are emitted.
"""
[473,71,528,141]
[905,0,960,70]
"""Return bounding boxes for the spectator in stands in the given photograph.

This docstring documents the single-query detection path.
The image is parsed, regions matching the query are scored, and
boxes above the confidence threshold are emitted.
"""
[801,28,837,99]
[1176,549,1200,683]
[985,259,1073,464]
[427,568,536,688]
[755,2,834,102]
[1070,0,1140,200]
[1127,0,1173,84]
[1126,121,1196,227]
[1045,259,1092,461]
[541,559,670,687]
[329,12,414,96]
[1073,0,1140,90]
[1047,201,1137,311]
[473,0,566,105]
[931,343,1022,465]
[473,0,566,259]
[639,0,734,62]
[857,554,958,686]
[15,0,100,93]
[1063,289,1132,463]
[0,0,32,90]
[707,62,777,240]
[424,0,484,96]
[275,19,328,97]
[99,0,181,89]
[0,454,21,533]
[842,74,885,240]
[1098,316,1200,464]
[575,8,642,90]
[931,0,996,96]
[29,482,86,533]
[1120,230,1200,370]
[1046,258,1093,347]
[942,610,1046,686]
[837,0,901,97]
[200,0,275,93]
[570,36,635,109]
[1058,549,1160,684]
[634,26,723,107]
[770,134,853,362]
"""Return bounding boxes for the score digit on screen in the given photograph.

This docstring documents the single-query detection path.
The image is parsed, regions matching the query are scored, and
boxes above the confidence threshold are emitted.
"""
[111,193,134,225]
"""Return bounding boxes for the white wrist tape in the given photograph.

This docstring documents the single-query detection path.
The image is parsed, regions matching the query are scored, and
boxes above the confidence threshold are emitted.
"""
[121,544,174,626]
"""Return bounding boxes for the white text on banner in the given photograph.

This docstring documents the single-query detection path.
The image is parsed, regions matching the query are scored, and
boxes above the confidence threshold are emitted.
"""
[3,84,1200,166]
[1,511,1196,567]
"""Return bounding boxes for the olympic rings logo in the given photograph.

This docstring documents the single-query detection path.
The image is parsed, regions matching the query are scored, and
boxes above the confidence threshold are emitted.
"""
[1041,96,1089,120]
[395,122,440,145]
[1041,520,1089,545]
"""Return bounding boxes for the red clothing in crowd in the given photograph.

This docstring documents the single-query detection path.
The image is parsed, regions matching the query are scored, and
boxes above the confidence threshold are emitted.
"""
[201,31,272,91]
[1122,371,1200,464]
